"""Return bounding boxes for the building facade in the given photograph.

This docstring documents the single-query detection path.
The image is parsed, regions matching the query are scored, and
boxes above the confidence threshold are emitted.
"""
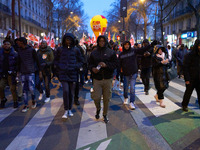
[0,0,53,45]
[163,0,200,48]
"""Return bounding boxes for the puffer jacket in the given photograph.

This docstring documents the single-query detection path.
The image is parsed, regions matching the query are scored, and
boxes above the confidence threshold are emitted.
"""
[54,33,83,82]
[89,35,118,80]
[0,47,18,83]
[152,45,169,91]
[183,39,200,82]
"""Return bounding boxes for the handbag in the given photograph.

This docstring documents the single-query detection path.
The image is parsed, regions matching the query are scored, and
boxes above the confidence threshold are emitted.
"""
[167,66,177,81]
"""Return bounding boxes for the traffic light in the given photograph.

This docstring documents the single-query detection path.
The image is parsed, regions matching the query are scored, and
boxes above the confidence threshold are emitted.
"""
[120,0,127,17]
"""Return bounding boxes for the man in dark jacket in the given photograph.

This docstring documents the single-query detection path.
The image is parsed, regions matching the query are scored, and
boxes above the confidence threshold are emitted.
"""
[119,41,151,109]
[176,44,188,78]
[141,39,152,95]
[17,37,40,112]
[0,40,18,108]
[54,33,83,119]
[182,39,200,111]
[36,41,54,103]
[89,35,117,123]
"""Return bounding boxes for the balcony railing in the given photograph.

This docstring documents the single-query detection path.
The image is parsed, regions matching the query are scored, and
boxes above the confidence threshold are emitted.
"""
[23,16,41,27]
[0,2,11,13]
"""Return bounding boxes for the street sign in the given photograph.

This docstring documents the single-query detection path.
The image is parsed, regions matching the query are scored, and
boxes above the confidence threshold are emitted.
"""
[120,0,127,17]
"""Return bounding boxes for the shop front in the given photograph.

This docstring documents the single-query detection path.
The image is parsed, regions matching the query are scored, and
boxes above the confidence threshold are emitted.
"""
[181,31,197,48]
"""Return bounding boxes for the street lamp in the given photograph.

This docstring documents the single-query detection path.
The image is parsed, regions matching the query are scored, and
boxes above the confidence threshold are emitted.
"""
[41,32,44,40]
[140,0,145,3]
[70,11,73,15]
[118,20,121,23]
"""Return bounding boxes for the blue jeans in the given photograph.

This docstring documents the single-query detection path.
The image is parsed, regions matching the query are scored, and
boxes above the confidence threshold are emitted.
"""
[21,73,35,105]
[123,73,137,103]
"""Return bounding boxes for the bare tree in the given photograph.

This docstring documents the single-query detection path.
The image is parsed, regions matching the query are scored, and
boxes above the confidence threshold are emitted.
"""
[187,0,200,39]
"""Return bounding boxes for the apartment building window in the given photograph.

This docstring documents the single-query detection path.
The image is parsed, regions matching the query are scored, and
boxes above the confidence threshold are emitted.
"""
[179,21,183,31]
[167,26,169,35]
[187,18,191,28]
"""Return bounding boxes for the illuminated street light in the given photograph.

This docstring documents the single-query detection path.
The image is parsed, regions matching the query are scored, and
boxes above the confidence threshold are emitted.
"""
[140,0,145,3]
[118,20,121,23]
[41,32,44,37]
[70,11,73,15]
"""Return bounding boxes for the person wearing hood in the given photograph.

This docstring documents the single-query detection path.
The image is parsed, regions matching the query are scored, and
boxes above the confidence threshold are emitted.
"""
[119,41,151,109]
[54,33,83,119]
[0,40,18,108]
[182,39,200,112]
[36,41,54,103]
[152,45,169,108]
[89,35,118,123]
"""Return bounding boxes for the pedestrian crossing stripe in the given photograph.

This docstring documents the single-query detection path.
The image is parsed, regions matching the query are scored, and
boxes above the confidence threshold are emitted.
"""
[77,128,149,150]
[6,98,63,150]
[150,109,200,146]
[76,93,107,149]
[0,79,199,150]
[135,84,181,117]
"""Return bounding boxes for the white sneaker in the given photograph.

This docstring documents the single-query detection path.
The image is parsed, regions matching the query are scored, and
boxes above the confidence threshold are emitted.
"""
[38,93,44,100]
[124,98,128,104]
[129,102,136,110]
[62,111,68,119]
[44,97,50,103]
[68,110,74,117]
[90,87,94,92]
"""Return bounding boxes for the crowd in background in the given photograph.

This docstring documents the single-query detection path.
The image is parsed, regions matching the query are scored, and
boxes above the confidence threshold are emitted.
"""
[0,30,199,123]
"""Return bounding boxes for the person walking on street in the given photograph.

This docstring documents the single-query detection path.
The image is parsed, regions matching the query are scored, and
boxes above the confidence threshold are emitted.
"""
[182,39,200,111]
[140,39,152,95]
[0,40,18,108]
[89,35,118,123]
[54,33,83,119]
[17,37,40,112]
[152,45,170,108]
[36,41,54,103]
[176,44,188,78]
[119,41,151,109]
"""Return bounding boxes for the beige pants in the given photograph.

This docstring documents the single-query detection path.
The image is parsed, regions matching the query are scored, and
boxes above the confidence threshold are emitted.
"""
[91,78,112,116]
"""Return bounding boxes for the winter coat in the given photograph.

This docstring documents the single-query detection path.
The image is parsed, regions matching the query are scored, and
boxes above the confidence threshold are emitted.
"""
[183,40,200,83]
[89,35,118,80]
[119,41,151,76]
[54,33,83,82]
[152,45,169,91]
[18,45,39,74]
[37,46,54,75]
[141,47,153,69]
[0,47,18,83]
[176,48,188,66]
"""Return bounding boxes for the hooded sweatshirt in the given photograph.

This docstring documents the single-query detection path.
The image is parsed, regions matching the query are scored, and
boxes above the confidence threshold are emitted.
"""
[119,41,151,76]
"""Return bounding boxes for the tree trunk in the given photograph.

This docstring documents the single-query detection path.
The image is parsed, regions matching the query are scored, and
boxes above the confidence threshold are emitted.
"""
[144,17,147,39]
[12,0,15,40]
[159,0,164,44]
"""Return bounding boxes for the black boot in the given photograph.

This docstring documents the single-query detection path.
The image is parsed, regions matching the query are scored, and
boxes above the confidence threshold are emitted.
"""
[182,106,188,112]
[74,99,80,105]
[95,109,100,119]
[13,101,18,108]
[103,115,109,123]
[18,96,22,102]
[1,98,7,108]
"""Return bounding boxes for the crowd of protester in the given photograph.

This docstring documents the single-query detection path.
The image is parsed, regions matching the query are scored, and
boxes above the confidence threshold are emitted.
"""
[0,31,199,123]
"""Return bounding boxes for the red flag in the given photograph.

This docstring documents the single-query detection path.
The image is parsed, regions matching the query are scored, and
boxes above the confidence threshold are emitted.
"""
[108,31,111,41]
[28,33,35,41]
[50,38,55,49]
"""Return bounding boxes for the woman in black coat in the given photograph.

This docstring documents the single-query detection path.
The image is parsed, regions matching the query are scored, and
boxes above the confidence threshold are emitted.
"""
[152,45,169,108]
